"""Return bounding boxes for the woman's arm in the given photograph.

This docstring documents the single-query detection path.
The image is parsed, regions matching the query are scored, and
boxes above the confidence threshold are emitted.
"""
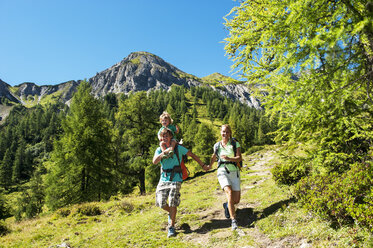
[209,153,217,169]
[220,147,242,163]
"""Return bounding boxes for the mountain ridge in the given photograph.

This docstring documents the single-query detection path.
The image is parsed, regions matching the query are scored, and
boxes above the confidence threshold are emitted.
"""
[0,51,260,109]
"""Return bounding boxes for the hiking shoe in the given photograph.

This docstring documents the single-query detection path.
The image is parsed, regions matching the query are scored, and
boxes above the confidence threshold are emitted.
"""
[223,202,230,219]
[167,226,176,238]
[231,219,238,230]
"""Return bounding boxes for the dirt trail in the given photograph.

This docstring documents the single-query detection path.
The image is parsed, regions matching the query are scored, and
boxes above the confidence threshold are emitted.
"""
[179,149,289,248]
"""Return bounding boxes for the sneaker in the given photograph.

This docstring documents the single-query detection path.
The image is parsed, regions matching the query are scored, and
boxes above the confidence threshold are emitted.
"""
[231,219,238,230]
[223,202,230,219]
[167,226,176,238]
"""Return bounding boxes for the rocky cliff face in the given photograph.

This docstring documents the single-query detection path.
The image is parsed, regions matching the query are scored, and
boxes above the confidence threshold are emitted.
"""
[12,81,79,105]
[88,52,202,98]
[0,79,19,103]
[0,51,261,109]
[88,52,261,108]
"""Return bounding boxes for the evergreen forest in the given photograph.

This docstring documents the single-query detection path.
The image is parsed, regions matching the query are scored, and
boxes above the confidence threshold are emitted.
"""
[0,83,276,220]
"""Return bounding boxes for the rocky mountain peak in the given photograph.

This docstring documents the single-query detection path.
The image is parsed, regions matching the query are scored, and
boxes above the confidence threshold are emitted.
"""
[0,51,261,109]
[89,51,201,98]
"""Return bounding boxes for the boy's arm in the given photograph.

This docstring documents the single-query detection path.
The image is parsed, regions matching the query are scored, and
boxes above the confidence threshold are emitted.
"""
[186,150,207,170]
[153,150,165,164]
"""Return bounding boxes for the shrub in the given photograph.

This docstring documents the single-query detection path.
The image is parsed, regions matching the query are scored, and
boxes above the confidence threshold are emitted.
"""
[294,161,373,230]
[117,200,134,213]
[272,159,309,185]
[0,220,10,236]
[55,208,71,218]
[0,189,10,220]
[245,145,264,155]
[75,203,102,216]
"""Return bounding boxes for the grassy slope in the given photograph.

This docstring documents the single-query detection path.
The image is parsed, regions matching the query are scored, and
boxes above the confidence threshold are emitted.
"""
[1,146,371,248]
[1,85,371,247]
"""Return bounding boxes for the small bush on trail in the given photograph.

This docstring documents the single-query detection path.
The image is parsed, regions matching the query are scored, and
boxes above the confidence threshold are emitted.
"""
[272,158,309,185]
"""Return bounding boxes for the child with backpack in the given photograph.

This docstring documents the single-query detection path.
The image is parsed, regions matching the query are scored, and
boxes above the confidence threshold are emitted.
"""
[158,111,179,158]
[153,128,207,237]
[208,124,242,230]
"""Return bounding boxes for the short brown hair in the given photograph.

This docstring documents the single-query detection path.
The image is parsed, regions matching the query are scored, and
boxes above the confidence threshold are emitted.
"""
[160,127,173,138]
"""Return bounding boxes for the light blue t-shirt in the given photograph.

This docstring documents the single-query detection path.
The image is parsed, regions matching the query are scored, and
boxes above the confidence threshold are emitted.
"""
[155,145,188,182]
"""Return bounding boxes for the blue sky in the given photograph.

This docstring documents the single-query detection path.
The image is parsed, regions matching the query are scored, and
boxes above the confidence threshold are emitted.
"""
[0,0,241,86]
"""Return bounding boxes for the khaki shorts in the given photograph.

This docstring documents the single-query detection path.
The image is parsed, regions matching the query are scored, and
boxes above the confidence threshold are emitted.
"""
[217,167,241,191]
[155,181,182,208]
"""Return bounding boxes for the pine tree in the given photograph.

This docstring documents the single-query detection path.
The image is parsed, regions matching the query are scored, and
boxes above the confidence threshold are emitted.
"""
[45,81,114,210]
[12,139,26,183]
[115,92,158,195]
[0,149,13,189]
[14,166,45,220]
[0,187,9,219]
[192,123,216,164]
[224,0,373,171]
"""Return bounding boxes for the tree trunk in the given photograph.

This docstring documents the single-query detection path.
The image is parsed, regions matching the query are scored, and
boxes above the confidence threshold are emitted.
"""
[138,169,146,195]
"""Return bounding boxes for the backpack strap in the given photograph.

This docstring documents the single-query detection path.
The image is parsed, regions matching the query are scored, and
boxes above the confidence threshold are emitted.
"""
[174,145,181,166]
[214,141,220,160]
[231,138,237,156]
[214,141,230,174]
[162,145,182,181]
[231,137,242,171]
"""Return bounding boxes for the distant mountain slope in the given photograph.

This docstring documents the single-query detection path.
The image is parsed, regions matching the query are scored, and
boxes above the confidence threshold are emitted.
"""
[0,51,260,110]
[0,79,19,103]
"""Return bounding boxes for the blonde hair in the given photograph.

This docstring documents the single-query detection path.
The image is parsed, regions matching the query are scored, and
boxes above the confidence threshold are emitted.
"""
[159,111,173,124]
[221,124,232,139]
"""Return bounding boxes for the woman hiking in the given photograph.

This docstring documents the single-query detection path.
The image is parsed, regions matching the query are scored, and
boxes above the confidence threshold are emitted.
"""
[208,124,242,230]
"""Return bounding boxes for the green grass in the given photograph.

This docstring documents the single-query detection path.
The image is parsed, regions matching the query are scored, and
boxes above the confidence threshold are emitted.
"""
[38,91,64,106]
[1,146,372,248]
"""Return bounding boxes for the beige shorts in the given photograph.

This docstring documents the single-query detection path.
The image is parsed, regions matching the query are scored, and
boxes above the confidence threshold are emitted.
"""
[217,167,241,191]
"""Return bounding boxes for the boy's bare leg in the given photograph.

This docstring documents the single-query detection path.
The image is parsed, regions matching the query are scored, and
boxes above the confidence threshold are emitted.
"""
[162,205,177,226]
